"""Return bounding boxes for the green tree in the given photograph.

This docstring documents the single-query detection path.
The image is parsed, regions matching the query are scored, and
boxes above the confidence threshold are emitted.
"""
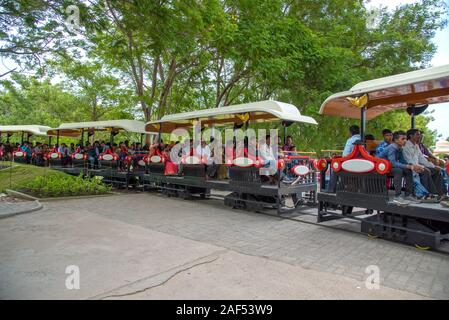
[0,74,82,126]
[49,57,136,121]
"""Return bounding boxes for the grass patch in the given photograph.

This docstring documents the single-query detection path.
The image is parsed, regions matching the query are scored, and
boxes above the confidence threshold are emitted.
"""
[0,161,67,193]
[19,174,112,198]
[0,161,111,197]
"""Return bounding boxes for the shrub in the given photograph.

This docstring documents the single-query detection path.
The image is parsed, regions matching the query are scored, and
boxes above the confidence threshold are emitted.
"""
[20,174,112,197]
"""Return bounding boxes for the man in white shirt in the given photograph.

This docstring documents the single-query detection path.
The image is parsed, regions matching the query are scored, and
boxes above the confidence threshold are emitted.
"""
[259,135,277,177]
[403,129,445,198]
[196,140,212,163]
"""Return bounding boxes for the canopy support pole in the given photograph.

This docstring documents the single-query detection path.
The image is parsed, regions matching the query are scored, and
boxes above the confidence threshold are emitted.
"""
[283,124,287,145]
[360,106,366,143]
[81,129,84,148]
[48,136,52,145]
[56,130,60,147]
[109,131,114,145]
[21,132,24,144]
[158,126,162,144]
[7,133,11,143]
[411,105,416,129]
[140,133,144,145]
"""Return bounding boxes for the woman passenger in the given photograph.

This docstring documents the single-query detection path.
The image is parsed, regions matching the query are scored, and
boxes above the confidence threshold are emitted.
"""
[162,145,178,175]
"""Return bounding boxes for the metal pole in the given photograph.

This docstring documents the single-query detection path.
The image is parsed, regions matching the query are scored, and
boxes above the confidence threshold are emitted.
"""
[81,129,84,148]
[56,130,60,147]
[411,105,416,129]
[283,123,287,145]
[48,136,52,145]
[158,126,162,144]
[360,107,366,143]
[21,132,24,144]
[140,133,144,145]
[109,131,114,145]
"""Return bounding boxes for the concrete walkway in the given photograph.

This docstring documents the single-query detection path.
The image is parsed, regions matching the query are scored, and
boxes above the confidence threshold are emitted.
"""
[0,193,447,299]
[0,196,42,219]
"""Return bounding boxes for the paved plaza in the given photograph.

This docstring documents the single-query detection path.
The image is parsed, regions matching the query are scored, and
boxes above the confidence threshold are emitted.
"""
[0,192,448,299]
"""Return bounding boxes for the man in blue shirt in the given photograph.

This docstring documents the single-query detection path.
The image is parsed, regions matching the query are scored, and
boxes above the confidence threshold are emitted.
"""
[342,125,361,157]
[379,130,422,204]
[375,129,392,157]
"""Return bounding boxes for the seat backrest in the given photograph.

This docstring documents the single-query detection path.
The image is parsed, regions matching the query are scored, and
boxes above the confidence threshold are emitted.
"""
[229,166,262,184]
[336,171,389,203]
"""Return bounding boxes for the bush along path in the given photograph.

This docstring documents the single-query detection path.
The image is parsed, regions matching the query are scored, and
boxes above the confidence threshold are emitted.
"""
[18,174,112,198]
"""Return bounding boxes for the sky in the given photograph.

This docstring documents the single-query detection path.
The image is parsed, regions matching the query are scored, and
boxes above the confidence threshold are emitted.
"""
[1,1,448,139]
[368,0,449,140]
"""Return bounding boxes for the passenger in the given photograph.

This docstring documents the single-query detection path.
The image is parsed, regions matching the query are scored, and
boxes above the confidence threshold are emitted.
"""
[342,125,361,157]
[417,131,445,167]
[378,130,420,205]
[58,143,71,167]
[224,139,235,165]
[259,135,277,183]
[439,154,449,197]
[100,141,107,153]
[282,135,297,152]
[162,145,178,175]
[21,141,32,164]
[375,129,392,157]
[118,142,129,171]
[142,142,150,151]
[235,139,245,158]
[364,134,377,156]
[196,140,211,161]
[85,142,98,169]
[403,129,446,201]
[282,135,298,182]
[33,142,44,166]
[4,142,13,160]
[206,137,218,179]
[246,136,258,161]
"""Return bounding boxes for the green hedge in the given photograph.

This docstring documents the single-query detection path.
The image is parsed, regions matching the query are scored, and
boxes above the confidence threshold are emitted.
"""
[20,174,112,197]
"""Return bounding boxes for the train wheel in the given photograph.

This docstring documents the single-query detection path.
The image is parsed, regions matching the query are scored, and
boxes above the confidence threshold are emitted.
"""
[414,244,430,251]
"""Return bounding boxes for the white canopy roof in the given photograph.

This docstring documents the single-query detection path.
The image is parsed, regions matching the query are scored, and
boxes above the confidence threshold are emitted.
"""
[0,125,51,137]
[146,100,317,133]
[320,64,449,120]
[48,120,155,137]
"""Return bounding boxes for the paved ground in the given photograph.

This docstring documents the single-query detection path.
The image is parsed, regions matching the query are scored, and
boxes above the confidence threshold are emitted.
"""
[0,192,448,299]
[0,195,42,219]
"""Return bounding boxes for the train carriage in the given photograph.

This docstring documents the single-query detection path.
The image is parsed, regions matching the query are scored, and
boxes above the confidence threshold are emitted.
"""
[145,100,319,214]
[0,125,52,165]
[47,120,155,186]
[317,64,449,249]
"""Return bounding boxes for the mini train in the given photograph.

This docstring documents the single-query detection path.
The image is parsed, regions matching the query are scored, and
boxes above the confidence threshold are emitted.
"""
[1,64,449,250]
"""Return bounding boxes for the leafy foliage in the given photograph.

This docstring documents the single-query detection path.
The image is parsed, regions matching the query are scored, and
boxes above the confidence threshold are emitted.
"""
[0,0,447,151]
[20,174,111,197]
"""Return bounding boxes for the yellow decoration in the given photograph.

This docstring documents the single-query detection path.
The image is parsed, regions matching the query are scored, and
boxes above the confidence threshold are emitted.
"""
[346,94,368,108]
[236,113,250,123]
